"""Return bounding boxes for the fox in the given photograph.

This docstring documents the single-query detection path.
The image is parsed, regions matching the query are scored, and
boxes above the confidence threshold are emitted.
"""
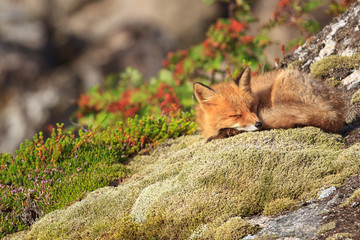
[193,67,345,141]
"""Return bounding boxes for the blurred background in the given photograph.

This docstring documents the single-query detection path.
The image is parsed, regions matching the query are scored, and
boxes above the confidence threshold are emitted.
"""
[0,0,337,153]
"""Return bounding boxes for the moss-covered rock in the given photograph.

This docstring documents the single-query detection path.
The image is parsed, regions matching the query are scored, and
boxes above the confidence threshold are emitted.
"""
[6,127,360,240]
[214,217,260,240]
[326,233,352,240]
[340,188,360,208]
[310,54,360,85]
[351,89,360,105]
[317,221,336,235]
[263,198,297,216]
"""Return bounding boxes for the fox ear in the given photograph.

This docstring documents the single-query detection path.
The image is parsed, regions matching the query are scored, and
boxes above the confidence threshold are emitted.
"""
[193,82,216,104]
[234,67,251,93]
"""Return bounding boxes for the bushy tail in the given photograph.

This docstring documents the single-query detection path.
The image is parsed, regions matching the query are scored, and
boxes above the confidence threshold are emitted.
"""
[260,103,345,133]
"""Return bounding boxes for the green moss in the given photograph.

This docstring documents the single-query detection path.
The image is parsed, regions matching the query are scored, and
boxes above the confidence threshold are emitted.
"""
[340,188,360,208]
[351,89,360,105]
[9,128,360,240]
[263,198,297,215]
[326,77,342,87]
[311,54,360,76]
[214,217,260,240]
[254,234,279,240]
[310,54,360,84]
[288,60,305,70]
[23,184,143,240]
[317,221,336,235]
[326,233,352,240]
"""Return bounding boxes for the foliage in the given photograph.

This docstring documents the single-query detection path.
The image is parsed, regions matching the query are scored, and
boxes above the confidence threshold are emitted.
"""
[73,0,356,129]
[163,0,358,85]
[0,113,196,238]
[264,0,356,51]
[163,1,269,85]
[74,67,194,129]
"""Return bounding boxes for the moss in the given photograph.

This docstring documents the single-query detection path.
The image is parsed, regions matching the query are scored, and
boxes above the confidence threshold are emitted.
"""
[287,60,305,70]
[326,77,342,87]
[11,128,360,239]
[3,231,27,240]
[97,216,143,240]
[326,233,352,240]
[317,221,336,235]
[254,234,279,240]
[340,188,360,208]
[310,54,360,83]
[23,184,144,240]
[351,89,360,105]
[130,177,179,222]
[263,198,297,215]
[214,217,260,240]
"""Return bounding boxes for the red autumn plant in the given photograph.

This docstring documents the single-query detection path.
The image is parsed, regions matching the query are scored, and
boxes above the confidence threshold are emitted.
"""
[106,89,141,118]
[163,5,267,85]
[153,83,182,116]
[74,69,185,128]
[74,0,356,129]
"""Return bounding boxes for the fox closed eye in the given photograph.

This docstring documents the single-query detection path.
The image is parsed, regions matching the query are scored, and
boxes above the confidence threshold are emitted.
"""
[229,114,242,118]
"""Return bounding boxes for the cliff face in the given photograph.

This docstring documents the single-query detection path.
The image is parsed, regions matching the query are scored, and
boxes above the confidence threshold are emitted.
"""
[5,128,360,239]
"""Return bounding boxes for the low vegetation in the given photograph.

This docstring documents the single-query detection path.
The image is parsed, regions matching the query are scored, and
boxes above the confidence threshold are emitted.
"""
[0,113,196,238]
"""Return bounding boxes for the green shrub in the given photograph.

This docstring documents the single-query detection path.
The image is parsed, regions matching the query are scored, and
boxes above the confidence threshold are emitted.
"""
[73,0,356,129]
[74,67,194,129]
[0,112,196,238]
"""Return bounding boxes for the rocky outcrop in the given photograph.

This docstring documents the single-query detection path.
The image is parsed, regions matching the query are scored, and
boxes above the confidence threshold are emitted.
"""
[281,1,360,147]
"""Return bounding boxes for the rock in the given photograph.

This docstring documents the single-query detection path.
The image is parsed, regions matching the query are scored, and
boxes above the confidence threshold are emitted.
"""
[247,201,326,239]
[343,70,360,90]
[318,187,337,200]
[282,1,360,73]
[281,1,360,147]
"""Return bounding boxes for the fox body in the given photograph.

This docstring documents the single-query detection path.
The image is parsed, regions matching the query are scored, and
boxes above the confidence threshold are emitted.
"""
[194,68,345,140]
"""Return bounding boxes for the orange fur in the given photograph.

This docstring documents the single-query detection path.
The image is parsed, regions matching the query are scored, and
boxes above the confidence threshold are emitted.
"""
[194,68,345,140]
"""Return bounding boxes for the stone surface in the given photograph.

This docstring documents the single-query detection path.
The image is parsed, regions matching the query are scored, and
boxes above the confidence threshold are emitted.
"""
[281,1,360,73]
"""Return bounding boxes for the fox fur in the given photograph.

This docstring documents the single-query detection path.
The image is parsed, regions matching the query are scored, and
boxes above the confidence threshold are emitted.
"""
[193,67,345,141]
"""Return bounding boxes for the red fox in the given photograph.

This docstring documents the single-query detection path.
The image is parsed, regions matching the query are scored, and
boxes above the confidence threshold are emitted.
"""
[194,67,345,141]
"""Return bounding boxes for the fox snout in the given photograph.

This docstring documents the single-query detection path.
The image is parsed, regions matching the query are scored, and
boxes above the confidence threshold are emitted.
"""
[231,120,263,132]
[255,121,263,129]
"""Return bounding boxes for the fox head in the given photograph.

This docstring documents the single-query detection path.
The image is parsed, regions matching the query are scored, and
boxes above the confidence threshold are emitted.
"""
[193,67,262,139]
